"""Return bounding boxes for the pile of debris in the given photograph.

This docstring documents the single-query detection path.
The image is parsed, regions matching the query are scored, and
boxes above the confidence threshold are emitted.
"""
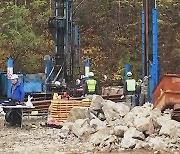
[58,96,180,153]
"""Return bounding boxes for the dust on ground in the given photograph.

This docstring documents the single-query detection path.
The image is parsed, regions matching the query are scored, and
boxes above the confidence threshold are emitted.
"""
[0,116,174,154]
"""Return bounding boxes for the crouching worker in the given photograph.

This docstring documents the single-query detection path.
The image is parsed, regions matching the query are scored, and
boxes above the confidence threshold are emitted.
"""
[5,74,25,127]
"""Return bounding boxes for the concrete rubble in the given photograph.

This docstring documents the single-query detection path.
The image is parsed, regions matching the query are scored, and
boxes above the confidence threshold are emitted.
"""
[60,95,180,152]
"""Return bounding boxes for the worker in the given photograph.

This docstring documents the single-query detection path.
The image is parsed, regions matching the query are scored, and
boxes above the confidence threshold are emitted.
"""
[84,72,98,97]
[5,74,25,126]
[139,76,149,106]
[123,71,137,107]
[135,79,143,106]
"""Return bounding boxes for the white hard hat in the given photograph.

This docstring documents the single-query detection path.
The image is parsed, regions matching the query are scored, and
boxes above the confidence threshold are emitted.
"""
[127,72,132,77]
[55,81,61,86]
[89,72,94,77]
[11,74,18,80]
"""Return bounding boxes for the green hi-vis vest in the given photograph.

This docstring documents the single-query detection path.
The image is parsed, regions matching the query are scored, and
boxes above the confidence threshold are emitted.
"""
[126,79,136,92]
[87,79,97,92]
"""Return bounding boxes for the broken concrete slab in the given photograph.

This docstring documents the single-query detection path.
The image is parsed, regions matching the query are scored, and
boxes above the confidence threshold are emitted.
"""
[159,119,180,139]
[102,100,120,122]
[90,95,105,110]
[107,118,125,127]
[112,102,130,117]
[131,105,151,118]
[71,119,95,138]
[135,141,150,149]
[123,112,134,127]
[111,125,128,137]
[67,107,90,122]
[148,136,168,150]
[124,127,145,141]
[102,100,130,122]
[88,128,111,146]
[90,118,107,131]
[134,116,155,135]
[121,137,137,149]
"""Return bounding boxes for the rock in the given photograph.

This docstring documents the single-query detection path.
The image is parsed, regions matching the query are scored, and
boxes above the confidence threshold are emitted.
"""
[89,108,105,121]
[61,122,74,133]
[149,108,162,129]
[102,100,130,122]
[156,114,180,139]
[113,102,130,117]
[121,138,137,149]
[131,106,150,117]
[156,114,171,127]
[123,112,134,127]
[90,95,105,110]
[159,119,180,139]
[135,141,150,149]
[90,118,107,131]
[102,86,123,95]
[72,119,94,138]
[150,108,162,118]
[99,135,117,148]
[102,100,120,122]
[108,118,125,127]
[111,125,128,137]
[134,116,155,135]
[67,107,90,122]
[88,128,111,146]
[98,112,106,121]
[148,136,168,150]
[99,135,117,152]
[124,127,145,141]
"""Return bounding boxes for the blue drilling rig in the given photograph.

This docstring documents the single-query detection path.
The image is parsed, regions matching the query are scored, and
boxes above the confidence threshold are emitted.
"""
[142,0,159,103]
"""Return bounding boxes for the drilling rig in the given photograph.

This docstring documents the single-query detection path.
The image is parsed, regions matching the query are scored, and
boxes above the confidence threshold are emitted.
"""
[142,0,159,102]
[45,0,80,93]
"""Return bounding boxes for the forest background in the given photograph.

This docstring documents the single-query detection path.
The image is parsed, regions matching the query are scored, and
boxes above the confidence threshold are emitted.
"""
[0,0,179,84]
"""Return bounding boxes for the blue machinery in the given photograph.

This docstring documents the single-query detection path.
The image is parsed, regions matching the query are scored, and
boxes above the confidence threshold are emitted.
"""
[142,0,159,102]
[45,0,79,92]
[0,0,80,97]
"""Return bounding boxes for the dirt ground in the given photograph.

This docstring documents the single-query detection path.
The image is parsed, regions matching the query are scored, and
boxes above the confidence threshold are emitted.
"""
[0,115,176,154]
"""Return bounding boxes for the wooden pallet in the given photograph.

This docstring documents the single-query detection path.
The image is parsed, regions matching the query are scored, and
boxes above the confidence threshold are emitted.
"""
[47,99,91,124]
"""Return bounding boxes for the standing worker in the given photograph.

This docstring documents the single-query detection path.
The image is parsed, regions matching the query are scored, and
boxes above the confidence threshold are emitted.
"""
[84,72,98,98]
[139,76,149,106]
[123,72,137,107]
[5,74,25,126]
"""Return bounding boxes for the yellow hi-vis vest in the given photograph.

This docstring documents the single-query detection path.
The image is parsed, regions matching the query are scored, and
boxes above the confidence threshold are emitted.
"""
[126,79,136,92]
[87,79,97,92]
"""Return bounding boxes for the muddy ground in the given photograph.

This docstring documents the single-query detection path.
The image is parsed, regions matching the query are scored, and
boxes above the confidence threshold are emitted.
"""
[0,115,176,154]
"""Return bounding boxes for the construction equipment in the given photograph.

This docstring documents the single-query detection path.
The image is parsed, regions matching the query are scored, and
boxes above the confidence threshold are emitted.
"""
[153,74,180,110]
[45,0,80,93]
[142,0,159,103]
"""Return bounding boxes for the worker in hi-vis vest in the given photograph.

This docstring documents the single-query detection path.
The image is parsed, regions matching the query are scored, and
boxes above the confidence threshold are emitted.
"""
[123,71,137,107]
[84,72,98,96]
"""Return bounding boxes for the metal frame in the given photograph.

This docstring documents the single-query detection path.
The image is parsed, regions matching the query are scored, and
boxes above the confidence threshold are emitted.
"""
[142,0,159,103]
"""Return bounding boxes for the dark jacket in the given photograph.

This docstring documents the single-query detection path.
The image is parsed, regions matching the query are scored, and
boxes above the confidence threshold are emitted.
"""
[11,82,25,102]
